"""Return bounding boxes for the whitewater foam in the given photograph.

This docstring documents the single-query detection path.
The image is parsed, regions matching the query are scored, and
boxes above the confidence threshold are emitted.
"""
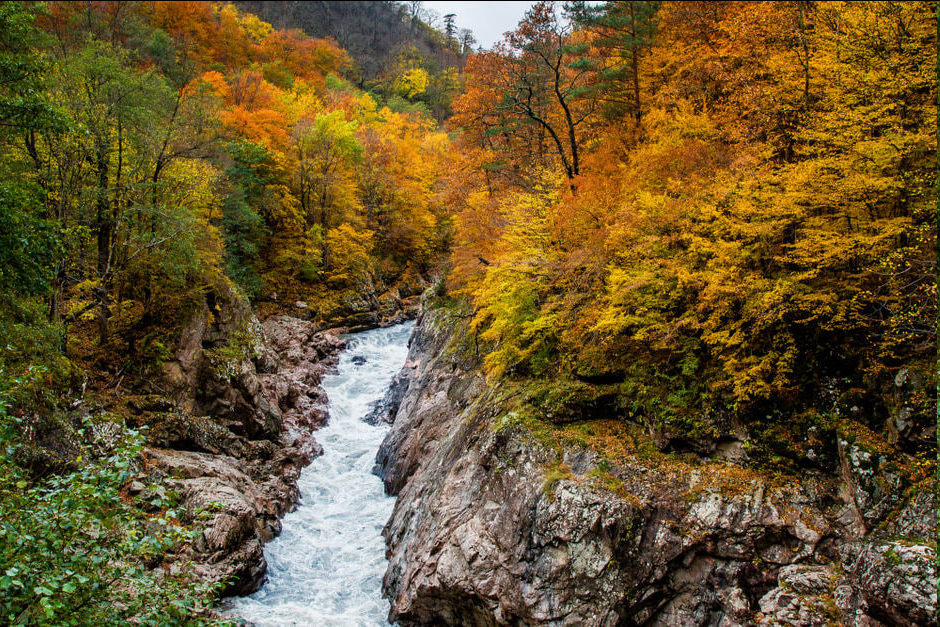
[225,321,414,626]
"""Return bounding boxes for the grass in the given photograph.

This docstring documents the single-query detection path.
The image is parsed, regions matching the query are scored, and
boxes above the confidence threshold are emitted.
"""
[542,462,574,500]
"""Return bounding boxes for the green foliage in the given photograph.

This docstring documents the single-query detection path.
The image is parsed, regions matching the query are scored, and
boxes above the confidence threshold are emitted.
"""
[0,379,226,626]
[0,296,74,408]
[0,2,60,131]
[383,94,431,117]
[0,183,58,296]
[261,61,294,90]
[222,141,275,297]
[324,72,353,92]
[302,111,362,165]
[521,379,620,424]
[0,3,62,301]
[221,194,267,298]
[225,140,278,198]
[566,0,661,119]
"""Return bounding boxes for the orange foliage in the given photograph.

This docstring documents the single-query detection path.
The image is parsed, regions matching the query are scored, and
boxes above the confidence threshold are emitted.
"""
[260,29,350,82]
[449,0,936,446]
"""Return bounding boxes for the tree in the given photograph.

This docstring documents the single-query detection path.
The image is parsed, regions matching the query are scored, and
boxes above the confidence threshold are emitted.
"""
[393,67,430,99]
[294,111,362,269]
[567,1,660,123]
[458,28,476,54]
[221,140,274,296]
[453,1,599,183]
[51,40,175,344]
[0,2,61,299]
[443,13,457,42]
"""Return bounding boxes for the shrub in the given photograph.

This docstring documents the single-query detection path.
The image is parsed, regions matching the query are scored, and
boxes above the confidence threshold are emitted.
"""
[0,376,227,626]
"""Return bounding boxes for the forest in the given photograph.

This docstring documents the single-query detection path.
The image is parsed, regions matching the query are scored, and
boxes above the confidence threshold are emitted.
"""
[0,0,934,624]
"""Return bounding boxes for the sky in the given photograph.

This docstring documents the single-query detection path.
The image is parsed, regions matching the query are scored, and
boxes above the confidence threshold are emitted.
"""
[421,1,534,49]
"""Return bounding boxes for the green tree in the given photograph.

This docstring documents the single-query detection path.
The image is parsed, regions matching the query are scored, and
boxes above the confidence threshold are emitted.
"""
[221,140,274,297]
[50,39,175,344]
[567,0,661,122]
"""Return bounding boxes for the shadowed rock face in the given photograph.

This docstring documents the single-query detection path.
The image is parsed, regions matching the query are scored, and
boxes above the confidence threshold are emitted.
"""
[375,308,937,626]
[146,291,345,596]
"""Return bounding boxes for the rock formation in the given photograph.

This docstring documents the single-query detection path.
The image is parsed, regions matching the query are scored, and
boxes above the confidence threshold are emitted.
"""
[376,306,937,626]
[133,288,344,595]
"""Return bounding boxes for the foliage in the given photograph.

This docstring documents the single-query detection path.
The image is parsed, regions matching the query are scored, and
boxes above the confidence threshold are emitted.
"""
[452,1,599,183]
[0,3,458,621]
[450,0,937,461]
[567,0,661,121]
[0,378,225,626]
[393,67,430,100]
[1,0,932,619]
[0,1,60,130]
[0,0,455,345]
[0,183,58,297]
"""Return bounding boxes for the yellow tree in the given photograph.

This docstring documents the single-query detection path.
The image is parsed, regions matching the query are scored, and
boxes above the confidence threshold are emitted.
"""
[294,110,363,269]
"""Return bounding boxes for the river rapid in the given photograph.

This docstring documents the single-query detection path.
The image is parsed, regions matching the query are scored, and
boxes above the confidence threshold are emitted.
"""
[226,321,414,626]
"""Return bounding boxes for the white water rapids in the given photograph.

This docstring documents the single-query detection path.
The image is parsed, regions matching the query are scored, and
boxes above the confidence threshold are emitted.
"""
[226,321,414,626]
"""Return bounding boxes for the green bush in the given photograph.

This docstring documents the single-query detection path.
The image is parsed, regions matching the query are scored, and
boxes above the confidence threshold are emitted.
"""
[0,376,227,626]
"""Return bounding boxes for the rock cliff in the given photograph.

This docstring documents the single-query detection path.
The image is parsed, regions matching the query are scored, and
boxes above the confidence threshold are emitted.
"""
[132,288,344,596]
[376,306,937,626]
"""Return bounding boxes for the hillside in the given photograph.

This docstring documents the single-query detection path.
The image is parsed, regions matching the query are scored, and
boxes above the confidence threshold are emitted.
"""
[237,0,470,119]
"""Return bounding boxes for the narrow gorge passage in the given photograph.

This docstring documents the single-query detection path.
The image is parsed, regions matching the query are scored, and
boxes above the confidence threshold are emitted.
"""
[227,321,415,626]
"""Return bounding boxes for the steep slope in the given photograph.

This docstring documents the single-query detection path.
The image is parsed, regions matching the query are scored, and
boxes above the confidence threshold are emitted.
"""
[374,303,936,626]
[235,1,461,82]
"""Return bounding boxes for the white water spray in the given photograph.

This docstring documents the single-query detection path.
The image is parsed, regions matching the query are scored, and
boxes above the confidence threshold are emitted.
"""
[226,321,414,626]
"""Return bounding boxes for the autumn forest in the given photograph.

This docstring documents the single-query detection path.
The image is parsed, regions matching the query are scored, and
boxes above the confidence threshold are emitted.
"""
[0,1,935,624]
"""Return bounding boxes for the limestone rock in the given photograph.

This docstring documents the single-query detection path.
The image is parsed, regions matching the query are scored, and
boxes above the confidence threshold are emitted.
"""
[840,541,937,626]
[837,435,903,532]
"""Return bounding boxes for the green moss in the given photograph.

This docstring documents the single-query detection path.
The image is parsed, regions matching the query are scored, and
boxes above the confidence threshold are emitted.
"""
[205,320,262,377]
[542,462,574,500]
[884,546,903,566]
[587,467,634,501]
[492,411,523,433]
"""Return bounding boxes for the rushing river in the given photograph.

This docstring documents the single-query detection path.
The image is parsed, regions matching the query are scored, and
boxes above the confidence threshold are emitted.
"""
[226,321,414,626]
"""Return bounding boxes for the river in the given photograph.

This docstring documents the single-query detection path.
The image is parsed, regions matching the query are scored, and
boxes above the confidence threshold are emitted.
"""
[225,321,414,626]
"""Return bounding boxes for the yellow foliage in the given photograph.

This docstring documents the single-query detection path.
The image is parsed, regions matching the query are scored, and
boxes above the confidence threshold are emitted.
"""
[393,67,430,99]
[326,224,374,287]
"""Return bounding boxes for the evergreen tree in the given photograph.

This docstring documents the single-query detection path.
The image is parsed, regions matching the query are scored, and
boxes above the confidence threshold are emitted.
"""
[567,0,660,122]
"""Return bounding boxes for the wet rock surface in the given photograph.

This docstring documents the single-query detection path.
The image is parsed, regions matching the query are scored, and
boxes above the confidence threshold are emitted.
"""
[141,291,343,596]
[376,308,937,626]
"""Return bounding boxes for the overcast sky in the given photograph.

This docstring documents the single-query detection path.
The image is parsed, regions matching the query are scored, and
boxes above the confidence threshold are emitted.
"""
[421,1,534,49]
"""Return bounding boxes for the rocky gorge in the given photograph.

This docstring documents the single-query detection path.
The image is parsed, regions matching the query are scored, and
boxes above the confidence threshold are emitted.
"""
[373,303,937,626]
[117,286,935,625]
[124,287,346,596]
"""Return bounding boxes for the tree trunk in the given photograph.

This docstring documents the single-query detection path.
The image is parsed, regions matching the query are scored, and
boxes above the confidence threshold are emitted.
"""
[95,138,111,346]
[630,3,642,124]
